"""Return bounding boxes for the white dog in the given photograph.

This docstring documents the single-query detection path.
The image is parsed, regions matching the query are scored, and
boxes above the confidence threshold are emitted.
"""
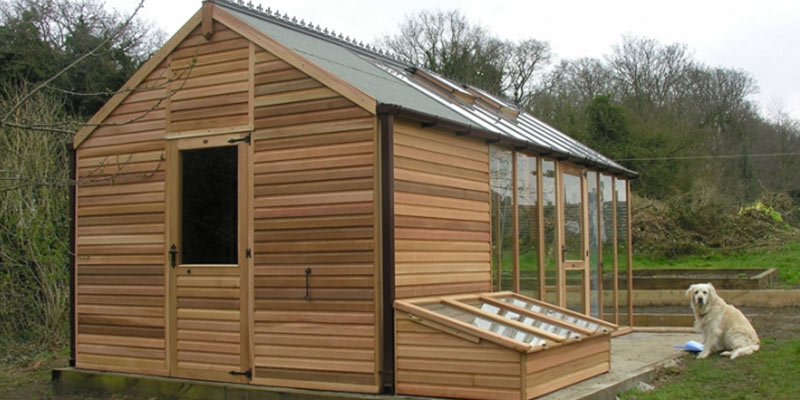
[686,283,760,360]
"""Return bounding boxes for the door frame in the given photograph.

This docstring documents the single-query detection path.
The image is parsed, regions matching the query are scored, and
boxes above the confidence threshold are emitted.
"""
[557,164,590,313]
[165,131,252,383]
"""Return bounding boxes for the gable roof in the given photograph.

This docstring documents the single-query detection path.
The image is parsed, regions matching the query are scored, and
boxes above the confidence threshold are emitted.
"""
[74,0,634,177]
[214,0,635,177]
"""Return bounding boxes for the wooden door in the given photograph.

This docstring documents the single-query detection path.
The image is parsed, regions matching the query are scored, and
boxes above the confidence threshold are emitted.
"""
[167,133,251,383]
[559,165,590,313]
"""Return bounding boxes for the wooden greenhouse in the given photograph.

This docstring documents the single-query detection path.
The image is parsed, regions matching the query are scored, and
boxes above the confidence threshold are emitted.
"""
[69,1,636,399]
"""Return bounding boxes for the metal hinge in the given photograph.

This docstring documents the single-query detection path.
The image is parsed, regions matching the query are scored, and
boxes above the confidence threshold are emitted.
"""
[228,368,252,379]
[228,132,251,145]
[246,248,252,258]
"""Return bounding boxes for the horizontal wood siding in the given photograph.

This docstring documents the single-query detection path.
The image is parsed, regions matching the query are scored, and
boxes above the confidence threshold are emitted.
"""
[250,45,378,393]
[395,314,522,400]
[393,122,492,299]
[175,267,243,378]
[168,22,249,134]
[75,63,168,375]
[525,335,610,399]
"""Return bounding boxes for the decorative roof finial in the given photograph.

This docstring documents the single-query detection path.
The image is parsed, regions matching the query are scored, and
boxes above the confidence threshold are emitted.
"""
[247,1,253,8]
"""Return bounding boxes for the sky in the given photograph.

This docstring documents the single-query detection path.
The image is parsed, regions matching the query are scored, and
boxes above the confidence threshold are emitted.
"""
[107,0,800,121]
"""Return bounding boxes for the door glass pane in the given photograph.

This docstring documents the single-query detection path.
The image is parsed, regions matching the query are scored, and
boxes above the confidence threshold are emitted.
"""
[516,154,539,299]
[562,173,583,260]
[181,146,238,265]
[600,175,615,322]
[587,171,601,318]
[542,160,557,304]
[616,178,630,326]
[490,146,513,291]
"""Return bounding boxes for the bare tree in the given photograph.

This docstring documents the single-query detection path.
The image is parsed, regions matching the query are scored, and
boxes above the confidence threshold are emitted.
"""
[379,9,551,101]
[607,35,693,106]
[503,38,551,106]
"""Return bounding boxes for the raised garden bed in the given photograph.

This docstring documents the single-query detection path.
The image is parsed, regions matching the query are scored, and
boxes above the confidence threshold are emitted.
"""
[629,268,777,290]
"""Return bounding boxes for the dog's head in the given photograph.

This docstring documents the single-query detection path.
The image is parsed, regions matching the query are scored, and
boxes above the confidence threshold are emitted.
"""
[686,283,717,310]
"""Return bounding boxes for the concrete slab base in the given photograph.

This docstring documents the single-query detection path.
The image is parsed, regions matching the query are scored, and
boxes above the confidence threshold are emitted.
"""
[53,332,700,400]
[540,332,700,400]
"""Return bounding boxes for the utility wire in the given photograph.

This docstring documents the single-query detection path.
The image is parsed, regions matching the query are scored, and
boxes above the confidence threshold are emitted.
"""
[615,152,800,162]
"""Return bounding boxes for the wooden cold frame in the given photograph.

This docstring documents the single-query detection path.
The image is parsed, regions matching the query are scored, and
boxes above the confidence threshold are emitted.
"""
[395,292,614,400]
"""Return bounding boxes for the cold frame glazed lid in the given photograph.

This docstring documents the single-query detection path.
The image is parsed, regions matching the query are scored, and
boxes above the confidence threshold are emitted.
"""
[394,291,617,353]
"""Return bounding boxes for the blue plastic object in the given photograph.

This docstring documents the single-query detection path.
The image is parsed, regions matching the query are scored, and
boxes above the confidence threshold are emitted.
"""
[674,340,704,353]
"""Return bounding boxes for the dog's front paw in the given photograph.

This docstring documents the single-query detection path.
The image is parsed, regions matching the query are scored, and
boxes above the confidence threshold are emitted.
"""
[720,351,732,357]
[696,351,709,359]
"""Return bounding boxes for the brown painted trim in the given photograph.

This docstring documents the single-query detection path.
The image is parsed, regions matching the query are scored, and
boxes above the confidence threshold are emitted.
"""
[376,103,637,179]
[68,144,76,368]
[378,112,395,394]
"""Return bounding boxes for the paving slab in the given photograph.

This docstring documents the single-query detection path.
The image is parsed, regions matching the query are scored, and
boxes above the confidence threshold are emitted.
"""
[540,331,701,400]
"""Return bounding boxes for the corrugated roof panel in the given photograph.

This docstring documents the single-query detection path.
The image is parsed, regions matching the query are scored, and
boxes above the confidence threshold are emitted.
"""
[214,0,634,176]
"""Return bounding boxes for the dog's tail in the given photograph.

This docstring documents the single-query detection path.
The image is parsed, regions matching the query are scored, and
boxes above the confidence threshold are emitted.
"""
[729,343,760,360]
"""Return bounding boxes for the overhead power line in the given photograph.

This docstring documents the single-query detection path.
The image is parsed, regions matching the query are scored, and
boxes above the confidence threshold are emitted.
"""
[615,152,800,162]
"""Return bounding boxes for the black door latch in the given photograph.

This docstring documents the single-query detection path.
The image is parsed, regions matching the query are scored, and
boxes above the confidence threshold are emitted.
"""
[169,244,178,268]
[228,368,252,379]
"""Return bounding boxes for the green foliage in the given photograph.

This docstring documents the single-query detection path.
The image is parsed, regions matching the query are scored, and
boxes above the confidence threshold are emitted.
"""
[740,201,787,227]
[0,7,60,84]
[621,339,800,399]
[0,85,72,354]
[584,95,631,160]
[0,1,164,356]
[0,0,164,118]
[632,192,800,262]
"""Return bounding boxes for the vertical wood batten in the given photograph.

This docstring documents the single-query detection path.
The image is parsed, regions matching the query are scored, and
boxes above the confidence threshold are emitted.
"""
[626,180,634,327]
[69,144,77,368]
[512,151,520,293]
[612,178,619,325]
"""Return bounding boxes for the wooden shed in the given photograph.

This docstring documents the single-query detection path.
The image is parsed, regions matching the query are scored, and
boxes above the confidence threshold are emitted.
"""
[69,1,636,398]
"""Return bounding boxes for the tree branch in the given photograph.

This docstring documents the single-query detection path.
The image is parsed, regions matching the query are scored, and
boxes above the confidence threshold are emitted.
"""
[0,0,146,126]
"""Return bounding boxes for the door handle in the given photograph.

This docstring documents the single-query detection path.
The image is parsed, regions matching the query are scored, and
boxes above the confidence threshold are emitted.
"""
[169,244,178,268]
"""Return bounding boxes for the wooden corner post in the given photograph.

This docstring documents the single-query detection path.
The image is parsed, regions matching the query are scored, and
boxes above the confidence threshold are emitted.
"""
[202,2,215,40]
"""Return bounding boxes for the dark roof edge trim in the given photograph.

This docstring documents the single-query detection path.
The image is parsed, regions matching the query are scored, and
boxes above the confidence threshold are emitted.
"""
[377,103,638,179]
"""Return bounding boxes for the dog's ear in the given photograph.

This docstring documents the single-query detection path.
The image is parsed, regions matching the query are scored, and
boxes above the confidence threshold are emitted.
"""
[706,282,716,297]
[685,284,696,298]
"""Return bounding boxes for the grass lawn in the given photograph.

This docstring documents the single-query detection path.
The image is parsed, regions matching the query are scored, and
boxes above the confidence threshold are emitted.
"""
[621,338,800,400]
[634,242,800,286]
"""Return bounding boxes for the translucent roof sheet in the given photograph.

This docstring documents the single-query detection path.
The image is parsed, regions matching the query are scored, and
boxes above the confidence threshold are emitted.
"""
[395,292,616,353]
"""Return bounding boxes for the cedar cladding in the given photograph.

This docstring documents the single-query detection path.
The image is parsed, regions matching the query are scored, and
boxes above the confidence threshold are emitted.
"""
[168,23,250,133]
[393,121,492,299]
[249,44,379,393]
[75,61,168,374]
